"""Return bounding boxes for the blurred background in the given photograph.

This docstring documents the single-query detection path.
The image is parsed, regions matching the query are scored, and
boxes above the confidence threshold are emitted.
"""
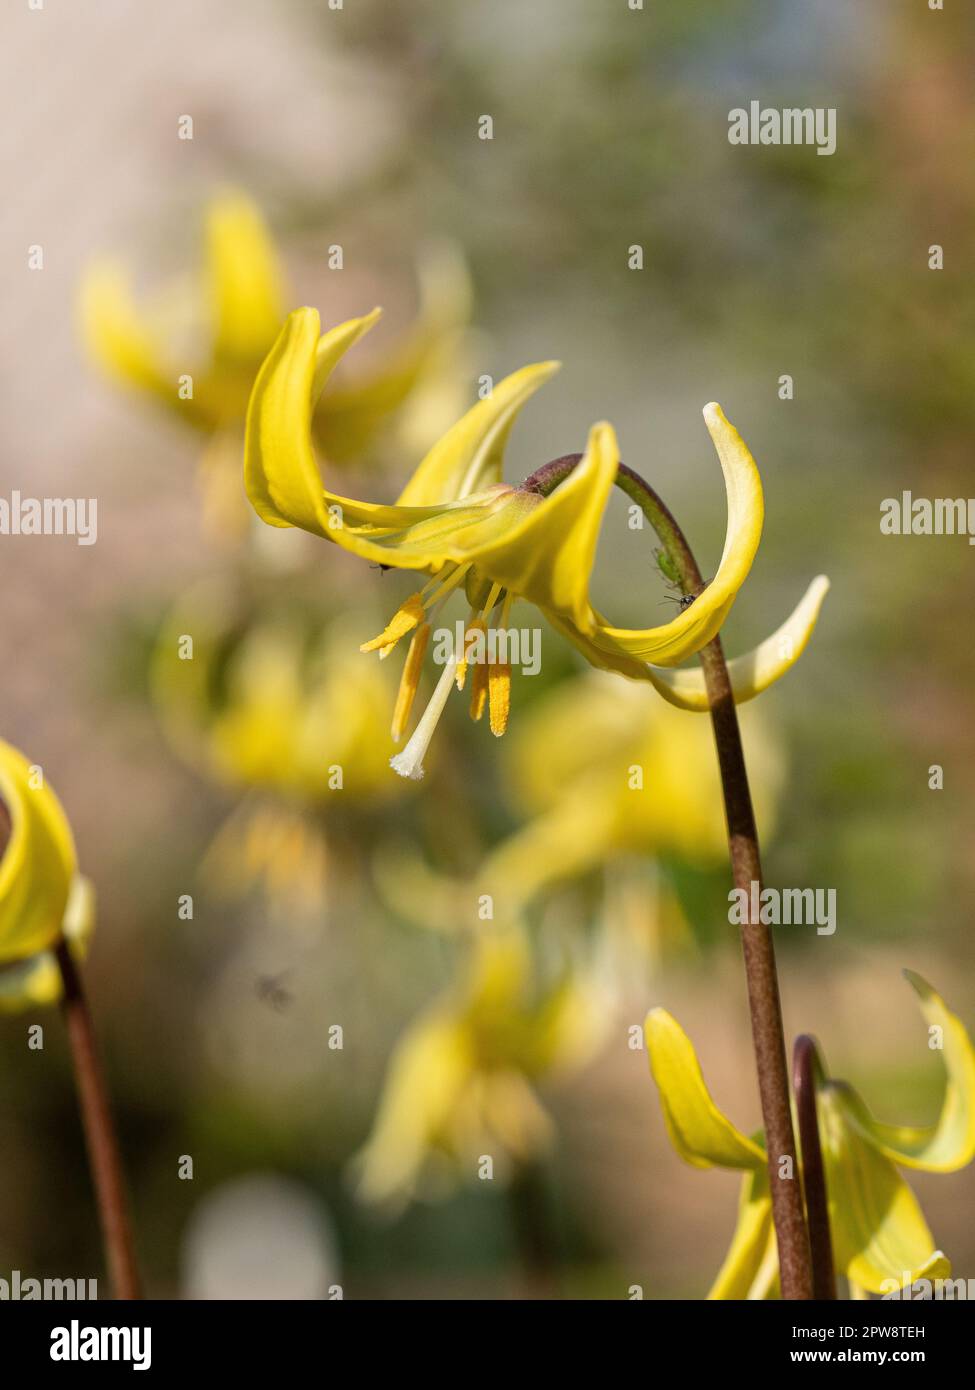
[1,0,973,1298]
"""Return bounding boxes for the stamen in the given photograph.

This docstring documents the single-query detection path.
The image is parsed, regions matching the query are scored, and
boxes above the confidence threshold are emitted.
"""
[360,592,426,655]
[458,582,504,692]
[488,662,512,736]
[424,562,472,608]
[488,591,515,736]
[469,658,489,722]
[362,564,473,660]
[389,652,459,781]
[391,623,431,743]
[455,615,484,691]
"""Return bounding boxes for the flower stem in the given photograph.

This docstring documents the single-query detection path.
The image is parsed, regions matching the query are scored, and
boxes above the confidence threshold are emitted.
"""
[55,939,142,1300]
[793,1035,836,1299]
[525,453,814,1298]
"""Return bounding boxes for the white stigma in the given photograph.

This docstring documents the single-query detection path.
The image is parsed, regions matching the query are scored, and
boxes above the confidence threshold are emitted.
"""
[389,651,460,780]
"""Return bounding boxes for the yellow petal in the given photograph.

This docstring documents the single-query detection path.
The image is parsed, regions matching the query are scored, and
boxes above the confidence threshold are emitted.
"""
[465,420,619,636]
[645,576,831,711]
[77,260,179,409]
[708,1165,777,1299]
[396,362,560,506]
[645,1008,766,1169]
[246,314,567,575]
[818,1083,951,1294]
[353,1013,473,1207]
[0,741,78,964]
[205,190,286,366]
[244,306,483,544]
[0,876,95,1014]
[832,972,975,1173]
[590,403,765,666]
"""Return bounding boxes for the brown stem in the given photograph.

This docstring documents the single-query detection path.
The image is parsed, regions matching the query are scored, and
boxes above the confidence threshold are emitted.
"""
[794,1035,836,1299]
[524,453,813,1298]
[55,939,141,1299]
[696,635,811,1298]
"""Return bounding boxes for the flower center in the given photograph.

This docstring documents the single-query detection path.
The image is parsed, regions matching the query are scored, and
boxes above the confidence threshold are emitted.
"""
[359,565,515,780]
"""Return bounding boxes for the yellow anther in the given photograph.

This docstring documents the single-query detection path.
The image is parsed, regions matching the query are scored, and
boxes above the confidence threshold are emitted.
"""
[359,592,426,655]
[488,662,512,737]
[391,623,431,743]
[455,619,486,691]
[469,659,489,722]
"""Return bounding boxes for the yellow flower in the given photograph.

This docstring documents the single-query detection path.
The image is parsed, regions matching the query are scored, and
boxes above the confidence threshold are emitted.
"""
[353,928,606,1209]
[0,739,92,1011]
[0,877,95,1014]
[371,672,782,958]
[151,582,404,803]
[150,584,411,916]
[79,190,285,433]
[486,671,784,913]
[645,972,975,1298]
[245,306,829,777]
[79,192,472,538]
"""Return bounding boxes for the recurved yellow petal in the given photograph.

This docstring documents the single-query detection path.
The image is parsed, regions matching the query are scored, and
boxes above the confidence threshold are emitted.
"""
[832,972,975,1174]
[0,741,78,964]
[245,307,493,553]
[205,190,286,366]
[395,361,560,506]
[0,876,95,1014]
[645,576,831,711]
[354,1012,473,1207]
[818,1083,951,1294]
[590,403,764,667]
[645,1008,766,1170]
[466,421,619,636]
[77,261,177,406]
[708,1164,777,1300]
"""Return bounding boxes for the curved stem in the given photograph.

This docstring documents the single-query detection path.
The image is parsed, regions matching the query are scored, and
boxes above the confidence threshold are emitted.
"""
[524,454,813,1299]
[55,940,142,1300]
[794,1035,836,1299]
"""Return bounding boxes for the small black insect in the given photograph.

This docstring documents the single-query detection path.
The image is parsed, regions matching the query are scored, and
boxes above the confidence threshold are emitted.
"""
[255,973,293,1013]
[677,593,697,612]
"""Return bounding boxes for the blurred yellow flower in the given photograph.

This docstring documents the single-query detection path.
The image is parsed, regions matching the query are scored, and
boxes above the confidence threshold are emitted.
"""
[151,584,410,915]
[486,671,784,913]
[79,190,473,539]
[151,583,405,804]
[353,928,607,1209]
[245,306,827,777]
[0,877,95,1015]
[0,739,93,1012]
[645,972,975,1298]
